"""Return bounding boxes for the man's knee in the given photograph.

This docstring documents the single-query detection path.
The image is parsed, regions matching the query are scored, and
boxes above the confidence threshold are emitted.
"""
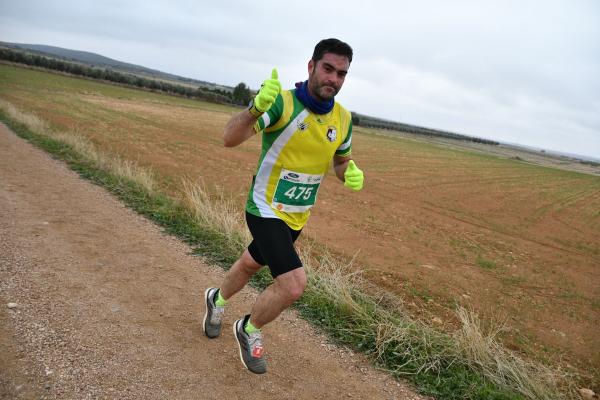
[276,268,307,301]
[239,249,263,273]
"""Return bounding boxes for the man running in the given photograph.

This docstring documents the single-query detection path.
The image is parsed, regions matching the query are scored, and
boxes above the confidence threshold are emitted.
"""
[203,38,364,374]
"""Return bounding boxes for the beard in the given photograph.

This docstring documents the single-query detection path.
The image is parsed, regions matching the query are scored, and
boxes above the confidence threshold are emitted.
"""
[308,78,339,102]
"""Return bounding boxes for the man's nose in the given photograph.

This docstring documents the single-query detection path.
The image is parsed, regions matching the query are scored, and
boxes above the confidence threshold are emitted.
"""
[326,71,339,85]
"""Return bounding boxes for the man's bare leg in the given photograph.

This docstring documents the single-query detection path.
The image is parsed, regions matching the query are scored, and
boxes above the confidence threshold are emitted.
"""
[248,267,307,328]
[219,249,263,300]
[214,249,307,329]
[227,259,306,375]
[203,249,263,338]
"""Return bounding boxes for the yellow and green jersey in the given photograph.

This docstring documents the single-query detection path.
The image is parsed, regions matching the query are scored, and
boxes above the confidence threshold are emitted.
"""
[246,89,353,230]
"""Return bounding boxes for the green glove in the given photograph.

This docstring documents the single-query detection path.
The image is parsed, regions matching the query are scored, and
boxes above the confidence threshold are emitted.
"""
[344,160,364,191]
[249,68,281,117]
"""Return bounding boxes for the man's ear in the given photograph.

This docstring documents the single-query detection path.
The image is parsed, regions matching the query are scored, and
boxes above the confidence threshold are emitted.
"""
[308,59,315,74]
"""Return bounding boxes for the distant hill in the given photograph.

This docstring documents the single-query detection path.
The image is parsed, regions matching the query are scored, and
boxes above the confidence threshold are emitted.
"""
[0,41,231,92]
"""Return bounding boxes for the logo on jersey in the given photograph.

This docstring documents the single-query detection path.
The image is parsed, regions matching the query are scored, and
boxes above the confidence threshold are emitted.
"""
[283,172,300,182]
[297,120,309,131]
[326,126,337,142]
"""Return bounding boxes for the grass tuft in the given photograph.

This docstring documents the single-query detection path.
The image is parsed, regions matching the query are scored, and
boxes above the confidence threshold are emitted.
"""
[476,256,497,270]
[454,307,575,400]
[182,179,250,250]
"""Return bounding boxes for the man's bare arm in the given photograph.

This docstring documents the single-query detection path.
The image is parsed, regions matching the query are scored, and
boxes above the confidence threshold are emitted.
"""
[223,108,257,147]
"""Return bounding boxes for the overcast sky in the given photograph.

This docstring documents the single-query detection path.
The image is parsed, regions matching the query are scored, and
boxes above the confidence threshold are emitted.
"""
[1,0,599,159]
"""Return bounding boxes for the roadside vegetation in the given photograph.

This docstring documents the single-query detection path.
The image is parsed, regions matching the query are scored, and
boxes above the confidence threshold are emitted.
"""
[0,99,578,400]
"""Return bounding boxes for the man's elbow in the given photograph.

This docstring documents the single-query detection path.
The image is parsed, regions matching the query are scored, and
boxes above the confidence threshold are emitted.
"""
[223,127,255,147]
[222,127,239,147]
[223,134,236,147]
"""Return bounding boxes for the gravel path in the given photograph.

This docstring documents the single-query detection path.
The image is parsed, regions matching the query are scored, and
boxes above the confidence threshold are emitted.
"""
[0,123,428,400]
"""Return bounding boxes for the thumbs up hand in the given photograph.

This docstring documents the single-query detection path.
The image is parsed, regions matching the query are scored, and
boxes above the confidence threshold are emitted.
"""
[344,160,364,191]
[250,68,281,117]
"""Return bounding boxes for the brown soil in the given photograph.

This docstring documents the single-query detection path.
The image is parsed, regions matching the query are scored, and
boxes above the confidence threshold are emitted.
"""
[0,124,427,399]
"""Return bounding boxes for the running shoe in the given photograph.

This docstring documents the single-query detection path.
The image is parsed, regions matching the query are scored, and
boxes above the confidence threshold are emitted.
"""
[203,287,224,338]
[233,315,267,374]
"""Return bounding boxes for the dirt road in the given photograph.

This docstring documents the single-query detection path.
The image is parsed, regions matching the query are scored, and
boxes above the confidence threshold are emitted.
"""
[0,123,426,399]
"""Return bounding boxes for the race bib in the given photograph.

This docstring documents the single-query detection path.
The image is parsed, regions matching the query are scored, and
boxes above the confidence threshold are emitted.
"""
[272,169,322,212]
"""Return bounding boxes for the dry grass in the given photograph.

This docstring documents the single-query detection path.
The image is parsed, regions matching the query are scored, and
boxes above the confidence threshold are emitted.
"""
[181,178,251,250]
[0,99,156,193]
[454,307,575,399]
[300,247,366,312]
[0,99,49,134]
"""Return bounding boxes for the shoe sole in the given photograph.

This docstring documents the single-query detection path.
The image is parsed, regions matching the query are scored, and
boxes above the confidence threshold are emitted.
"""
[202,288,212,337]
[233,318,248,370]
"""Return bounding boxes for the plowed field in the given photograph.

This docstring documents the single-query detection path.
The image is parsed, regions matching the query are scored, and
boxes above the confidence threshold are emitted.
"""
[1,64,598,381]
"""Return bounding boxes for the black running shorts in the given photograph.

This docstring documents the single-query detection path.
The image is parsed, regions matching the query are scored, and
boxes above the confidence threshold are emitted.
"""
[246,212,303,278]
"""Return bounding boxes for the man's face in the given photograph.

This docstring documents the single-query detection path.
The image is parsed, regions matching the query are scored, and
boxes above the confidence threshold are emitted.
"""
[307,52,350,102]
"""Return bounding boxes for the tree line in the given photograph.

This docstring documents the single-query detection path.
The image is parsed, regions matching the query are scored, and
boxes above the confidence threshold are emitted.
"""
[351,112,499,145]
[0,47,253,106]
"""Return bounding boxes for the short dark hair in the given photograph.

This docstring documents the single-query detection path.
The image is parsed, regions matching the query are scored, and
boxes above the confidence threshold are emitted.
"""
[312,38,353,64]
